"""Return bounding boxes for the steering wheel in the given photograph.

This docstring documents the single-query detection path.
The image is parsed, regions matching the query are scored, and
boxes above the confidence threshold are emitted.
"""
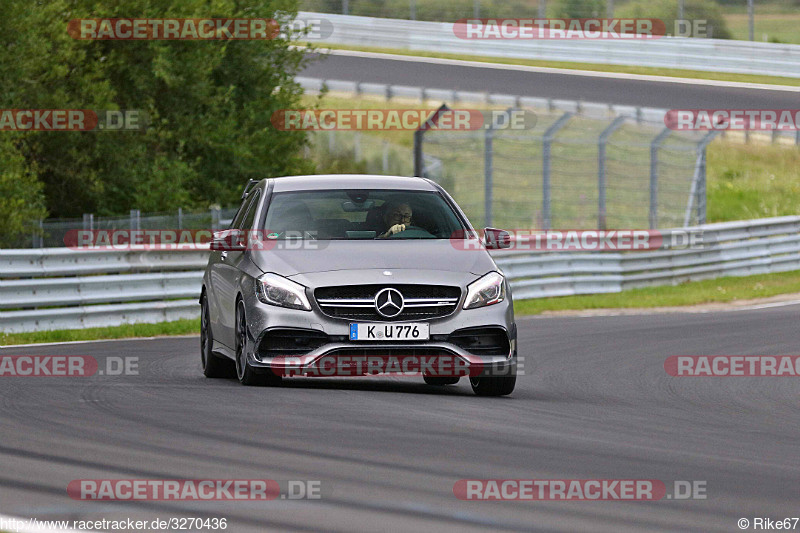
[386,225,436,239]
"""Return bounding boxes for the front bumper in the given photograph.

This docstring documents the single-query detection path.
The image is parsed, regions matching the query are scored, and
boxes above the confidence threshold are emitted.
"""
[241,283,517,379]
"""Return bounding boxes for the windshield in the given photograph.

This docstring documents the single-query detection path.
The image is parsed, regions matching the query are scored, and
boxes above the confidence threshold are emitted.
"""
[262,189,467,240]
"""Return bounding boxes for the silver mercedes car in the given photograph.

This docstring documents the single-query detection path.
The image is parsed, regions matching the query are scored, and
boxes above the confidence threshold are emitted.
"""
[200,175,517,396]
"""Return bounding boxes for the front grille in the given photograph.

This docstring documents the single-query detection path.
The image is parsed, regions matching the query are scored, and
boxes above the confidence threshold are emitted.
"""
[258,328,329,357]
[315,284,461,321]
[448,327,510,356]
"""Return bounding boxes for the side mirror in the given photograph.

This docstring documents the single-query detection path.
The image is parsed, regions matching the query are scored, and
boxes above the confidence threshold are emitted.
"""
[210,229,247,252]
[483,228,512,250]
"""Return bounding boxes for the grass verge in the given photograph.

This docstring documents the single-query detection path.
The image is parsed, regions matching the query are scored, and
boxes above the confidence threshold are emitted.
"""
[725,13,800,44]
[514,270,800,315]
[308,43,800,87]
[0,318,199,346]
[707,140,800,222]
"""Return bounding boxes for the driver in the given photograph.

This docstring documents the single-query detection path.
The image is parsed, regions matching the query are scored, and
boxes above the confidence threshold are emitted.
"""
[378,201,413,238]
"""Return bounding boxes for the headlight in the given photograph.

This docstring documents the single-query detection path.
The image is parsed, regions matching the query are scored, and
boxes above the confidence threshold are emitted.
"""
[464,272,506,309]
[256,273,311,311]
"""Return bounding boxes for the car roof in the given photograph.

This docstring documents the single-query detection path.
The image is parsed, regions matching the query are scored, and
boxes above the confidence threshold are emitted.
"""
[268,174,438,193]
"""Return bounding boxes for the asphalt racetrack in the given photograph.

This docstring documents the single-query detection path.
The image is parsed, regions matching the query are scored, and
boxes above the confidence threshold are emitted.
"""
[300,50,800,110]
[2,304,799,532]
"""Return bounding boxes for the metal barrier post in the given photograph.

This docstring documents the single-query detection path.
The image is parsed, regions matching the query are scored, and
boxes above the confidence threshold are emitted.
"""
[696,130,718,225]
[413,103,449,178]
[32,219,43,248]
[82,213,94,231]
[413,130,424,177]
[684,131,719,228]
[484,123,494,227]
[597,116,626,230]
[130,209,141,231]
[649,127,672,229]
[542,112,573,229]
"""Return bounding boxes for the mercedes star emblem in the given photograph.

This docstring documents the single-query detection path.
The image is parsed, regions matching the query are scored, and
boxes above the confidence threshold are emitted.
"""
[374,288,404,318]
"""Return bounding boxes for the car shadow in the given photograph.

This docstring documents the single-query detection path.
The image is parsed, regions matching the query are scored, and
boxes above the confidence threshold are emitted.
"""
[256,376,477,396]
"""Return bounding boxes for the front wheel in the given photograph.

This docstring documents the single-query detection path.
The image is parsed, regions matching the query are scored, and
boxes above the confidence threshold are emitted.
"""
[235,299,280,387]
[469,375,516,397]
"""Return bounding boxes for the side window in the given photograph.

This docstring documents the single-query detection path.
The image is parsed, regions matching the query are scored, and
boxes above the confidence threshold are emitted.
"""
[239,190,262,230]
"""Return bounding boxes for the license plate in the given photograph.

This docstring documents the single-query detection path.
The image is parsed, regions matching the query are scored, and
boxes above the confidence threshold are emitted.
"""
[350,323,430,341]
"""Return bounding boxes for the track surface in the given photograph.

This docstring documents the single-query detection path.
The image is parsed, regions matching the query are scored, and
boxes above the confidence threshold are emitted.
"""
[2,305,800,532]
[300,52,800,109]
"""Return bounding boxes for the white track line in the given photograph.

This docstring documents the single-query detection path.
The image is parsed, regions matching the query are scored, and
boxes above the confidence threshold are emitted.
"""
[518,299,800,318]
[0,334,197,350]
[320,48,800,92]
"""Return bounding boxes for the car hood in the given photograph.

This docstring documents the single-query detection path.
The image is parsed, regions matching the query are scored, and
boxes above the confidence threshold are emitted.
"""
[249,239,497,280]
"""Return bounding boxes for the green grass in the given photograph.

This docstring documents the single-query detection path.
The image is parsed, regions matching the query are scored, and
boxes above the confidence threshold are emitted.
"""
[0,318,199,346]
[308,43,800,87]
[514,270,800,315]
[707,140,800,222]
[725,13,800,44]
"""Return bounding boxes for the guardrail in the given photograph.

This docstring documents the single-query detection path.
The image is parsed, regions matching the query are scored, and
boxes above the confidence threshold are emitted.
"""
[300,11,800,78]
[0,216,798,333]
[494,216,800,299]
[0,248,207,333]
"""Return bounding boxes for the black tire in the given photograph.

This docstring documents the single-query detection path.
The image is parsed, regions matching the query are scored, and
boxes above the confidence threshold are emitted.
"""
[201,294,234,378]
[469,375,516,397]
[235,299,280,387]
[423,376,460,386]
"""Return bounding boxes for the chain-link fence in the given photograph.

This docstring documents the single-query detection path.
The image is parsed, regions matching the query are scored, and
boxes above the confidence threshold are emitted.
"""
[418,109,716,230]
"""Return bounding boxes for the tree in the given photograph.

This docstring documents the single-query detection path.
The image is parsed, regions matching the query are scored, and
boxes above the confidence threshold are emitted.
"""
[0,0,314,226]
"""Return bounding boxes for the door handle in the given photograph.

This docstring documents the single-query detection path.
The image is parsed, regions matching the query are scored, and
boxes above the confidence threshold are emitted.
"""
[220,251,228,260]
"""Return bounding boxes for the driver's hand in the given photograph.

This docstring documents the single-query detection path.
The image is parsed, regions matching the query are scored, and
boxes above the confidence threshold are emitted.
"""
[383,224,406,237]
